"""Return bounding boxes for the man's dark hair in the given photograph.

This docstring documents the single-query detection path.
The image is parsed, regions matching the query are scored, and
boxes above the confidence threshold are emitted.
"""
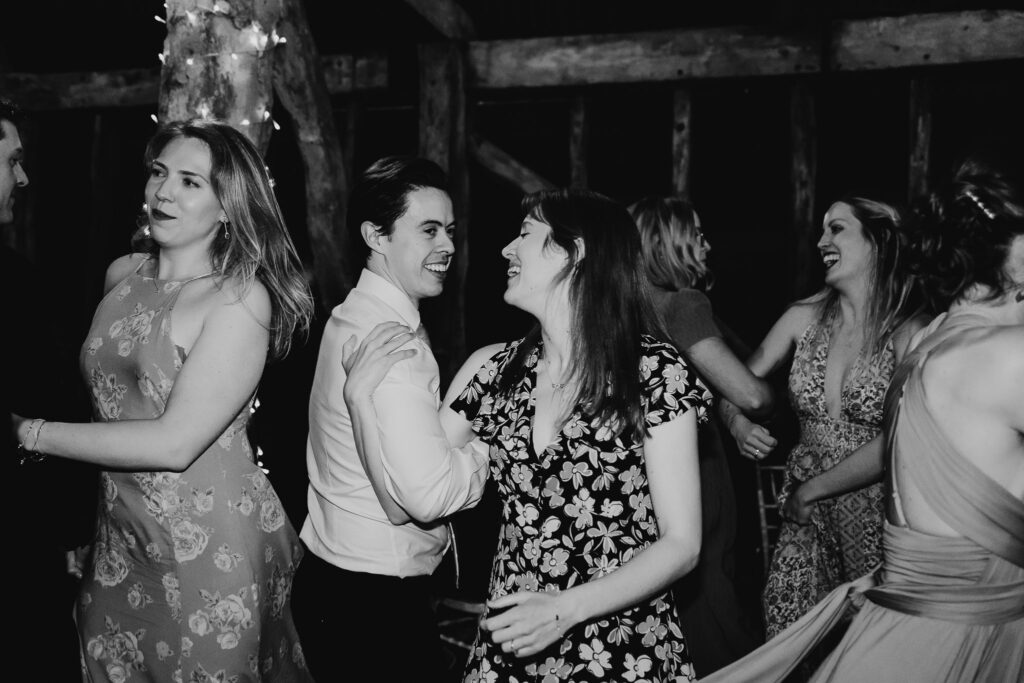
[347,155,449,269]
[0,97,24,138]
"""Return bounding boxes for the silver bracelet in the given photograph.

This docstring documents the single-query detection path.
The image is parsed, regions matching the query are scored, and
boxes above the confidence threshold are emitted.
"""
[17,418,47,465]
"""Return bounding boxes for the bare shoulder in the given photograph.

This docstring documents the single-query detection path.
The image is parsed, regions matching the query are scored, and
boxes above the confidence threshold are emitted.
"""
[210,276,272,327]
[892,314,932,360]
[931,325,1024,397]
[103,253,148,293]
[775,295,821,338]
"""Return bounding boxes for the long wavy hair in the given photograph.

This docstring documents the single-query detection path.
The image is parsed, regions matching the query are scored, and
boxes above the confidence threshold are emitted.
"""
[135,119,313,360]
[814,196,921,353]
[630,195,713,291]
[907,158,1024,310]
[497,188,665,441]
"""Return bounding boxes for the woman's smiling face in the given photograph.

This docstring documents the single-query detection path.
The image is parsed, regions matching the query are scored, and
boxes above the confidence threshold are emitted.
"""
[501,217,572,316]
[818,201,875,288]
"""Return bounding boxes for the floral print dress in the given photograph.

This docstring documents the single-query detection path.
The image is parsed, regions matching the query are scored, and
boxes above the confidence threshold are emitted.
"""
[77,258,312,683]
[452,336,711,683]
[762,315,895,639]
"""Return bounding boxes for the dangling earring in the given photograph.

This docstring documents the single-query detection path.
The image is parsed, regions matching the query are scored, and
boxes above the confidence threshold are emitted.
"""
[222,220,230,240]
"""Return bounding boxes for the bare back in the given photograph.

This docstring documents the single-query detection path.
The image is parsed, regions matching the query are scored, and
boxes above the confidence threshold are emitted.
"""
[894,320,1024,536]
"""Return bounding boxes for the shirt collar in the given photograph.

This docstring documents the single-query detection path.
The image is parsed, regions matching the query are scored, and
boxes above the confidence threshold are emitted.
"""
[355,268,422,329]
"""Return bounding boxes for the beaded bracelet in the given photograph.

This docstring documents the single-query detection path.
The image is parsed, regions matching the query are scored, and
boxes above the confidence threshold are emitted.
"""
[17,418,47,465]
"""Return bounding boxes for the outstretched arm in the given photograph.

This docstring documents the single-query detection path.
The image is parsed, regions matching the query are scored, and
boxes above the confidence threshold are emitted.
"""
[719,301,815,459]
[15,282,271,472]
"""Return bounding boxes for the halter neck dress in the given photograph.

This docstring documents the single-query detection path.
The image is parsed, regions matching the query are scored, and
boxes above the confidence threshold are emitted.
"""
[76,257,312,682]
[763,314,894,638]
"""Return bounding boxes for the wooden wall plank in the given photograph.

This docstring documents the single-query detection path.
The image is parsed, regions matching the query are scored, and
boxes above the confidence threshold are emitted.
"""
[569,96,589,189]
[672,87,692,197]
[834,10,1024,71]
[789,81,817,299]
[908,78,932,202]
[274,0,352,309]
[419,42,469,378]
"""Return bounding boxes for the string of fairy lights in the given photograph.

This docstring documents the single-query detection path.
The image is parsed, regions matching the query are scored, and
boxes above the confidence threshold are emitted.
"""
[149,2,286,134]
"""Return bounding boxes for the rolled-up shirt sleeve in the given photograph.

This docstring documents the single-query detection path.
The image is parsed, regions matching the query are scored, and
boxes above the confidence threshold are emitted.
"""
[372,346,489,522]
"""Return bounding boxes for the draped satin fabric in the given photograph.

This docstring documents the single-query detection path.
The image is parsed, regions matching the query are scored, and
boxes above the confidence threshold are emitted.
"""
[704,316,1024,683]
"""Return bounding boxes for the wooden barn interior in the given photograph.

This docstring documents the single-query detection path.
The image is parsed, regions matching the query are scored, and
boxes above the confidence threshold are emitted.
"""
[3,1,1023,675]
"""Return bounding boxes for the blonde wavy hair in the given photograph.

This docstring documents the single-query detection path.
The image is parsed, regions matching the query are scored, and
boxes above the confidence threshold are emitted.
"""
[630,196,713,291]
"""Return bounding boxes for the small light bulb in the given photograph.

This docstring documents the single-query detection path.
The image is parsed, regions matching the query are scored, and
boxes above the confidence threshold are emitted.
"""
[240,119,251,126]
[185,57,194,66]
[254,398,261,409]
[150,114,159,123]
[272,119,281,131]
[154,14,165,23]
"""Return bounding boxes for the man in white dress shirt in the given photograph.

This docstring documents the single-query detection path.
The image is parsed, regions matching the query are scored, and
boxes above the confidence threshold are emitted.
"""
[292,156,489,681]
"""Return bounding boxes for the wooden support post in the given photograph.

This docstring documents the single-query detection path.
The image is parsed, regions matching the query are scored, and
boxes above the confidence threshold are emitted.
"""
[273,0,352,310]
[160,0,284,150]
[672,87,693,197]
[419,42,469,377]
[569,96,589,189]
[908,78,932,203]
[789,80,817,299]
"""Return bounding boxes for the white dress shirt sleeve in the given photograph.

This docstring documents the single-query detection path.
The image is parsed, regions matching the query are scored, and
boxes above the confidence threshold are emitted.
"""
[372,347,490,522]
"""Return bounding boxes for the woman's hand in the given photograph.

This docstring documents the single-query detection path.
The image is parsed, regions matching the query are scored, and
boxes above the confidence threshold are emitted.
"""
[781,480,815,525]
[727,413,778,461]
[481,591,572,659]
[341,322,417,403]
[11,413,30,445]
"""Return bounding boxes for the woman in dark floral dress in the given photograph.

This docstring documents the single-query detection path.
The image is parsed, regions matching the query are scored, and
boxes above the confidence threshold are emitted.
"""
[13,120,314,682]
[344,189,710,682]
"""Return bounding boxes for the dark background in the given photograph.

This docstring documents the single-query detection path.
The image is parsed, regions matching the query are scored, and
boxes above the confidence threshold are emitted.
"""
[3,0,1023,617]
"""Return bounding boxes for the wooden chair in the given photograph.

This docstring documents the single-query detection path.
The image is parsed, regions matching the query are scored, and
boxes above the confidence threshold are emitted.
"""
[754,462,787,577]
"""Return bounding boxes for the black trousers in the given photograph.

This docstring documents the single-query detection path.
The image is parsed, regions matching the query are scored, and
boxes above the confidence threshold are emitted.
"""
[292,549,448,683]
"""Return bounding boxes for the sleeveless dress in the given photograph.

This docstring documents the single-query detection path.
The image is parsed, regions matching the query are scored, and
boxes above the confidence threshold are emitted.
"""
[76,258,312,683]
[763,315,894,638]
[452,335,711,683]
[701,313,1024,683]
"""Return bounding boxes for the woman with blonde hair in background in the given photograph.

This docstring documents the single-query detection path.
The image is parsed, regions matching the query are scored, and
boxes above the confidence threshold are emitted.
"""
[630,196,771,676]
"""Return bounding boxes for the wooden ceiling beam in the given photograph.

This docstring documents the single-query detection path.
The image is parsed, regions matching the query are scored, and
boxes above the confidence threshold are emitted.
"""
[403,0,475,40]
[3,53,388,111]
[833,10,1024,71]
[468,9,1023,88]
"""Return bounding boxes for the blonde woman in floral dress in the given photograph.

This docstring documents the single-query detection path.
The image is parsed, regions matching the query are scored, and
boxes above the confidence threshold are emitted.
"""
[344,189,710,682]
[12,120,314,682]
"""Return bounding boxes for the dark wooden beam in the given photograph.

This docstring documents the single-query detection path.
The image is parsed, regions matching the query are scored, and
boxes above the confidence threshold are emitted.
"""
[471,136,555,194]
[419,42,469,378]
[274,0,352,309]
[569,97,589,189]
[789,81,817,299]
[403,0,475,40]
[833,10,1024,71]
[2,53,387,111]
[469,26,822,88]
[908,78,932,203]
[672,87,692,197]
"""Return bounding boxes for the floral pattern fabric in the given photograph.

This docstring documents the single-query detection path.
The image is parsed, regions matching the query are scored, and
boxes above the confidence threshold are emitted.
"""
[77,259,312,683]
[452,335,711,683]
[763,316,895,639]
